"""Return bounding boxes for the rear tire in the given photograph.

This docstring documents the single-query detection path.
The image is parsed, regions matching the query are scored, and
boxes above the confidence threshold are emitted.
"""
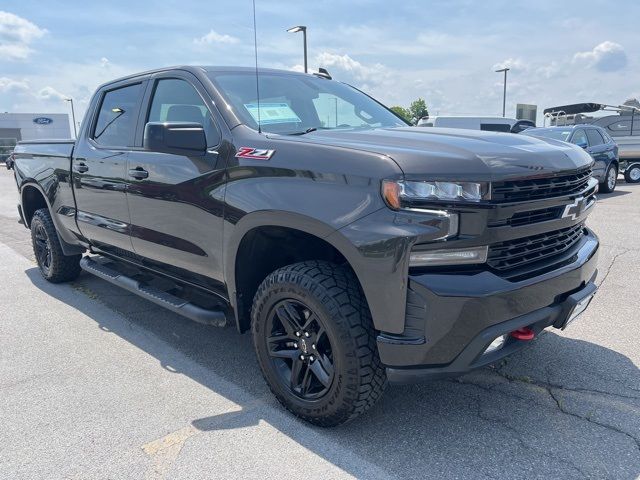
[624,164,640,184]
[599,163,617,193]
[251,260,387,427]
[30,208,82,283]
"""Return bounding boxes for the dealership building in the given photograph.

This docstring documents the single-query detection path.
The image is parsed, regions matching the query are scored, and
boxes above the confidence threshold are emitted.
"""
[0,113,71,162]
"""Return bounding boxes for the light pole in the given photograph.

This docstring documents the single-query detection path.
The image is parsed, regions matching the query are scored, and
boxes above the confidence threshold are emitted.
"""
[287,25,307,73]
[495,67,510,117]
[65,98,78,138]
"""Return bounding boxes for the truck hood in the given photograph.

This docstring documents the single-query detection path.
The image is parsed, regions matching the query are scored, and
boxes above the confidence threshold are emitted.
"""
[271,126,593,181]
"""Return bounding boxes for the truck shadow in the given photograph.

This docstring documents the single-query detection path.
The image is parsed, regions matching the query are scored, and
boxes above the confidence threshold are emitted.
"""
[26,268,640,479]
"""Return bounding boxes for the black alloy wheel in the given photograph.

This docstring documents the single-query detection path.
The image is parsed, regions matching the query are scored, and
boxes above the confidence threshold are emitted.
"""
[33,222,53,276]
[30,208,82,283]
[265,298,335,400]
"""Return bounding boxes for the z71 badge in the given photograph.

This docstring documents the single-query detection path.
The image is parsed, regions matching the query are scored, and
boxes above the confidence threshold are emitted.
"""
[235,147,275,160]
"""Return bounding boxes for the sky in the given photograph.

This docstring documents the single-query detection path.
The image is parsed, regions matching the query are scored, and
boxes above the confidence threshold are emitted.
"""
[2,0,639,128]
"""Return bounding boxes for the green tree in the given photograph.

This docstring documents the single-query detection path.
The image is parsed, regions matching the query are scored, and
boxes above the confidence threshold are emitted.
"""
[409,98,429,123]
[390,106,412,123]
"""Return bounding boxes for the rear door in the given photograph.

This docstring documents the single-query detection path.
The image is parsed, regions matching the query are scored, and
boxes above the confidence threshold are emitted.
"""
[126,71,227,290]
[72,80,147,255]
[585,128,610,163]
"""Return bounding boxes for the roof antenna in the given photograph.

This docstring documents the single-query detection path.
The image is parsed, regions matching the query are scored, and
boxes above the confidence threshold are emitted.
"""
[252,0,262,134]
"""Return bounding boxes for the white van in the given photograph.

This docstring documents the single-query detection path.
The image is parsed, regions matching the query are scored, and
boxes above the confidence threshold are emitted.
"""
[417,116,534,133]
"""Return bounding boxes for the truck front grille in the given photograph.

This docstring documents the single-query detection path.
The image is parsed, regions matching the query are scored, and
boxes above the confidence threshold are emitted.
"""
[487,223,586,271]
[491,168,592,202]
[489,206,563,227]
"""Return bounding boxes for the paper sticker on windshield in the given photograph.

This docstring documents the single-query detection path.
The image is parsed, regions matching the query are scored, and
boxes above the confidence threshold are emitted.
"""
[244,103,301,125]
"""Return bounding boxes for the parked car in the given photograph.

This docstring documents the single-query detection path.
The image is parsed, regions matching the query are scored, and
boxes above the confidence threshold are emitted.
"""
[417,115,535,133]
[12,66,599,426]
[5,152,15,170]
[544,102,640,184]
[522,125,619,193]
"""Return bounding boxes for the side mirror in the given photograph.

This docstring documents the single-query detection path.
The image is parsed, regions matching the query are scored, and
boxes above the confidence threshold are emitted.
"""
[143,122,206,156]
[575,139,588,149]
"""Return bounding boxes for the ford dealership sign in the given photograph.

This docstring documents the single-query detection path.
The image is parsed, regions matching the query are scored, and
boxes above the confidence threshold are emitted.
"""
[33,117,53,125]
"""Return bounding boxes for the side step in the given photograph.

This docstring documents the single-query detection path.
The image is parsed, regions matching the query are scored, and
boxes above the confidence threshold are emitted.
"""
[79,256,227,327]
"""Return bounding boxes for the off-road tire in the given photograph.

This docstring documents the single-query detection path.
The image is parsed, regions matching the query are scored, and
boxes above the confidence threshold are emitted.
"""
[599,163,617,193]
[30,208,82,283]
[624,164,640,184]
[252,260,387,427]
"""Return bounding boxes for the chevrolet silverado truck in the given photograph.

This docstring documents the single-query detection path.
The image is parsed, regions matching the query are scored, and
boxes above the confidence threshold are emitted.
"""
[12,66,599,426]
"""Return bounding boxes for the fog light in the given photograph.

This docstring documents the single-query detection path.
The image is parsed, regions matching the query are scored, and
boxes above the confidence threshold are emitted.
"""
[484,334,507,354]
[409,246,488,267]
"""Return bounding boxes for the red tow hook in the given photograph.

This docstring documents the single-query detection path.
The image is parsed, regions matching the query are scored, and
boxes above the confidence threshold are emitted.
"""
[510,327,535,341]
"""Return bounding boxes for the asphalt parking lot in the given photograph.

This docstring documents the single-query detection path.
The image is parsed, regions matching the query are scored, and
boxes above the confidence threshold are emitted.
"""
[0,167,638,479]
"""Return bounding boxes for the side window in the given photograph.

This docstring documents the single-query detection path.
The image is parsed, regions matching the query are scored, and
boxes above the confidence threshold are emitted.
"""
[586,129,604,147]
[93,83,142,147]
[571,129,588,146]
[312,93,380,128]
[147,78,220,146]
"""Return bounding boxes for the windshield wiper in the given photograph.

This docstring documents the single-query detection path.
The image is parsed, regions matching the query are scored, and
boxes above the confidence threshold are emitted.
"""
[287,127,318,136]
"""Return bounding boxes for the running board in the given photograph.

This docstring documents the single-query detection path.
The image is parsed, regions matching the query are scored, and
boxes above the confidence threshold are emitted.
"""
[79,256,227,327]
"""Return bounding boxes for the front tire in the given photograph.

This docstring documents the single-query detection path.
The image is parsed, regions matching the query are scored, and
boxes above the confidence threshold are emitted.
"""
[599,163,617,193]
[30,208,82,283]
[624,164,640,184]
[252,261,387,427]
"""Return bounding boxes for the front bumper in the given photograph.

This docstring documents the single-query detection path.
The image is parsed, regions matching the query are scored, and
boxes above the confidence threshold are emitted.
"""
[378,228,599,383]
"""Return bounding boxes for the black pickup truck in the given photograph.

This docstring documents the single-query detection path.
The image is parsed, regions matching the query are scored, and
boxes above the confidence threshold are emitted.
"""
[12,66,599,426]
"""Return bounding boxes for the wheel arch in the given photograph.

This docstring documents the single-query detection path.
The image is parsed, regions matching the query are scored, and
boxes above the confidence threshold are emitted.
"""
[20,182,51,228]
[20,181,85,256]
[226,211,369,333]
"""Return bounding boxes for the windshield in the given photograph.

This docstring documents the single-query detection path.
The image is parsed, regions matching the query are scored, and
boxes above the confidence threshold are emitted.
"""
[207,71,407,134]
[523,128,572,141]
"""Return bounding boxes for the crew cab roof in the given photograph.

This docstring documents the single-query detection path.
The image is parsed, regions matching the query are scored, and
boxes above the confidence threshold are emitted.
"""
[94,65,310,90]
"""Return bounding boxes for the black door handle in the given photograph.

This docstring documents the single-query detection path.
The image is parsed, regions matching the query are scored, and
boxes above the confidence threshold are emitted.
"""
[74,163,89,173]
[128,167,149,179]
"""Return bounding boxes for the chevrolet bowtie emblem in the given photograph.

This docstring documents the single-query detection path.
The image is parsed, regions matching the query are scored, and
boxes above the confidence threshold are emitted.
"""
[562,196,590,220]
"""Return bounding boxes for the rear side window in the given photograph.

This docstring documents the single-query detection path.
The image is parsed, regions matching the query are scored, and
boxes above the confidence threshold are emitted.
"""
[571,129,588,146]
[147,78,220,146]
[586,129,604,146]
[93,83,142,147]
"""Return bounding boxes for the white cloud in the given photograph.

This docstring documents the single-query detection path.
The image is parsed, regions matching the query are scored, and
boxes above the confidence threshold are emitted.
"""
[0,11,47,60]
[316,52,387,84]
[37,86,68,101]
[100,57,110,68]
[573,41,627,72]
[492,58,527,72]
[194,29,239,45]
[0,43,32,60]
[0,76,29,93]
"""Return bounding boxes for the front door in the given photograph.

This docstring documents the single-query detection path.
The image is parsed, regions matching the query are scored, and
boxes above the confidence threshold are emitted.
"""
[126,73,227,290]
[72,81,146,255]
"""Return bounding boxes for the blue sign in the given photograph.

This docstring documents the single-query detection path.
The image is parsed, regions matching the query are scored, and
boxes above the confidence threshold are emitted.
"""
[33,117,53,125]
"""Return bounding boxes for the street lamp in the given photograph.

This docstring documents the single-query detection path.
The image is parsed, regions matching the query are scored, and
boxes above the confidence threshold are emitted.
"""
[495,67,510,117]
[64,98,78,138]
[287,25,308,73]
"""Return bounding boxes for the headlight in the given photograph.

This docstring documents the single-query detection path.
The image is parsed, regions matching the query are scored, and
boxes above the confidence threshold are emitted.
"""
[382,179,489,209]
[409,246,488,266]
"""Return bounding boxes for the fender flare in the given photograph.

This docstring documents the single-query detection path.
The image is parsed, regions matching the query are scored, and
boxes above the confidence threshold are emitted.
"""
[224,210,368,327]
[19,180,85,255]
